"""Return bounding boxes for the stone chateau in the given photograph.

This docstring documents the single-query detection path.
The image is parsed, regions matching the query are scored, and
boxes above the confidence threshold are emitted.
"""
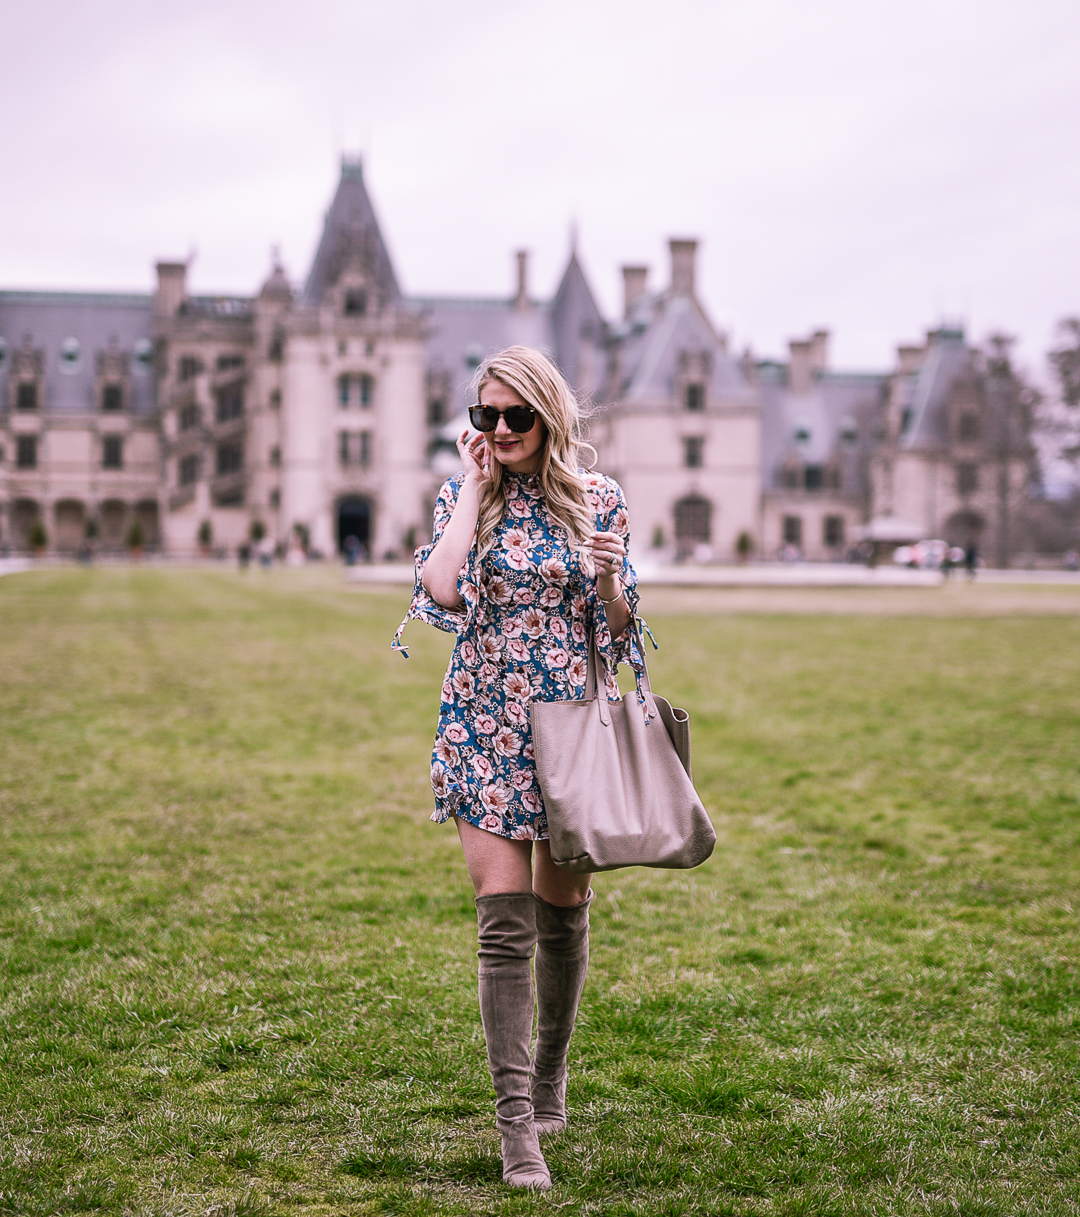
[0,159,1034,563]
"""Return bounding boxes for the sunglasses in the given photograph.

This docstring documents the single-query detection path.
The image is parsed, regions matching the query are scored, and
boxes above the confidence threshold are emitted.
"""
[468,403,538,433]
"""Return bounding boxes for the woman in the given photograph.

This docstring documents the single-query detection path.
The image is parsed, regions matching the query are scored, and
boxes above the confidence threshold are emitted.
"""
[394,345,643,1190]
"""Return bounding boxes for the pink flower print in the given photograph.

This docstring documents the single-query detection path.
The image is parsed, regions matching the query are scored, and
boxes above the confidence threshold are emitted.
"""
[431,764,450,798]
[486,575,512,605]
[444,722,469,744]
[567,654,588,686]
[521,789,543,815]
[493,727,522,757]
[545,646,568,669]
[472,754,495,781]
[539,585,563,608]
[480,632,504,660]
[509,495,530,518]
[510,823,536,840]
[504,699,529,727]
[511,768,534,791]
[451,670,476,700]
[572,595,588,617]
[475,714,498,735]
[459,640,477,667]
[611,506,628,535]
[479,662,499,685]
[512,587,535,605]
[502,526,530,552]
[461,580,479,603]
[479,782,512,815]
[507,637,530,665]
[549,617,568,641]
[539,557,569,586]
[434,738,460,766]
[501,618,523,639]
[523,742,535,760]
[505,547,531,572]
[571,620,586,644]
[503,671,532,700]
[479,812,503,832]
[441,678,455,704]
[605,672,621,700]
[522,607,546,639]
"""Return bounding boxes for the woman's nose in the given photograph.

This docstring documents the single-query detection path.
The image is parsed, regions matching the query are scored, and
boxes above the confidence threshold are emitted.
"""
[493,414,513,436]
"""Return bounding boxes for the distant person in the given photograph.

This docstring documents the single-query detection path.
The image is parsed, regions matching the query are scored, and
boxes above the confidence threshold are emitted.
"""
[393,346,643,1190]
[964,542,978,579]
[1064,549,1079,572]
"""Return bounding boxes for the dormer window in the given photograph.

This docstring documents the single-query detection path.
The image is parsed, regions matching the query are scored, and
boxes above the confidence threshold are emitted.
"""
[958,413,980,442]
[684,382,705,411]
[60,338,81,371]
[344,289,367,317]
[102,384,123,412]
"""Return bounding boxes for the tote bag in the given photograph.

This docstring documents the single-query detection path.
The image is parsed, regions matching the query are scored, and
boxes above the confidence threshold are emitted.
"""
[530,621,715,873]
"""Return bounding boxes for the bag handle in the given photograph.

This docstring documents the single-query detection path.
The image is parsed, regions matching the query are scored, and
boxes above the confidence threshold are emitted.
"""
[583,615,657,726]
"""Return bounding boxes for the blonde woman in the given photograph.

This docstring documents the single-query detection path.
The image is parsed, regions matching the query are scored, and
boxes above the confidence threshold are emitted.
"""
[394,346,643,1189]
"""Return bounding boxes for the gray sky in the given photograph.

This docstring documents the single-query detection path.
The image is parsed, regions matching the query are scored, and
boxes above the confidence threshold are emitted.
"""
[4,0,1079,374]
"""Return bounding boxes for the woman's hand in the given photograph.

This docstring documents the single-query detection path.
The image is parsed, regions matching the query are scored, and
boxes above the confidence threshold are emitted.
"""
[589,531,626,578]
[457,430,492,488]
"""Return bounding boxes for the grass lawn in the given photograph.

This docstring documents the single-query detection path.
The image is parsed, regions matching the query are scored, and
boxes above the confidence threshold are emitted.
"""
[1,566,1078,1216]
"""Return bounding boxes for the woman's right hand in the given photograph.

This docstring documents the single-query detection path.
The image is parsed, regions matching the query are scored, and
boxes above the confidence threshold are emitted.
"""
[457,429,492,487]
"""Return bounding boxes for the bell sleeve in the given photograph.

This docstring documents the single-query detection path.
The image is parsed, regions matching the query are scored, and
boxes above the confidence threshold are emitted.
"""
[392,474,481,657]
[585,474,650,695]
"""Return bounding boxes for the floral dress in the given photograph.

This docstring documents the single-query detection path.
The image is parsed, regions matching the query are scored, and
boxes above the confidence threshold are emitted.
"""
[393,470,645,840]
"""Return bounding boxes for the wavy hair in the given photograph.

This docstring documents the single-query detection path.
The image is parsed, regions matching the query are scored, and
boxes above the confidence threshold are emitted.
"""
[471,346,597,564]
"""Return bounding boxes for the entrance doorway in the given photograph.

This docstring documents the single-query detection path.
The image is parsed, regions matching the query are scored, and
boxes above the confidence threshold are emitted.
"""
[337,497,372,560]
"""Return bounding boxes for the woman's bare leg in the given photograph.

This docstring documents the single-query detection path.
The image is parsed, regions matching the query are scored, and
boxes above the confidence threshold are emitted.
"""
[454,816,534,895]
[531,840,592,906]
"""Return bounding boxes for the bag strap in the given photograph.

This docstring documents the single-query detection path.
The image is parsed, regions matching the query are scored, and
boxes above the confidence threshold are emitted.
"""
[583,616,658,726]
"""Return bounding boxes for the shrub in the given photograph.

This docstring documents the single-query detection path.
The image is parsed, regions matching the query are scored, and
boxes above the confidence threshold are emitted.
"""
[28,520,47,551]
[197,520,213,548]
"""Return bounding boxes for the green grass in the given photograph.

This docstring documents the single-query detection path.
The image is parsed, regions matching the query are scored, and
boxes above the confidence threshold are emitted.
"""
[1,567,1079,1216]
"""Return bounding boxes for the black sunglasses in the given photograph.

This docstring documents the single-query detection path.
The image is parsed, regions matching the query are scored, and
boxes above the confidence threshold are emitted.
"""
[469,403,538,433]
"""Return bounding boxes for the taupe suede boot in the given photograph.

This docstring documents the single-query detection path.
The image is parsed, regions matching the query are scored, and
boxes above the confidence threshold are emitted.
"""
[531,891,592,1135]
[475,893,551,1190]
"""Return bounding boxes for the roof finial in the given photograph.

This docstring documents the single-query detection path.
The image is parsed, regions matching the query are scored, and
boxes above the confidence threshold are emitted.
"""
[568,219,578,257]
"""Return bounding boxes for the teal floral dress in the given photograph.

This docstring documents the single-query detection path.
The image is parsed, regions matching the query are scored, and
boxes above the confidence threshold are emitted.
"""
[393,470,645,840]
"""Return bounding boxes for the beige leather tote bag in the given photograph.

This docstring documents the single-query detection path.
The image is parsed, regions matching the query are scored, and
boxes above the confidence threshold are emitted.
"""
[530,622,716,873]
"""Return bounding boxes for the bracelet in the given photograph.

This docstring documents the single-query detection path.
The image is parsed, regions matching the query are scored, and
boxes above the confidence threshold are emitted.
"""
[598,586,625,606]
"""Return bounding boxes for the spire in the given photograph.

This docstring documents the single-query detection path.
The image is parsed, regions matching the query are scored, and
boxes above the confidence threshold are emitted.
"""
[301,157,401,308]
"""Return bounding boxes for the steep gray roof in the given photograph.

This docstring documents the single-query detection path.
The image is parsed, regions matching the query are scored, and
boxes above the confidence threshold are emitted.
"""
[550,251,604,386]
[757,362,885,494]
[900,327,970,451]
[615,293,754,406]
[0,291,155,414]
[302,159,401,308]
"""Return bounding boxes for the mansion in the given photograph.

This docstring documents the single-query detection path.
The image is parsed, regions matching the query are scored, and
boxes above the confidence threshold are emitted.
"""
[0,159,1034,564]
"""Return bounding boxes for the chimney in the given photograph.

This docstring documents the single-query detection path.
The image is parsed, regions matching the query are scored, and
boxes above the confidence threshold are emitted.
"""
[155,261,187,317]
[896,344,924,374]
[788,339,814,395]
[621,265,648,318]
[513,249,529,311]
[808,329,829,373]
[669,238,698,297]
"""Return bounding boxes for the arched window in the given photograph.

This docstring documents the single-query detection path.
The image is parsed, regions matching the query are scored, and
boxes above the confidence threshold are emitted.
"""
[674,495,712,543]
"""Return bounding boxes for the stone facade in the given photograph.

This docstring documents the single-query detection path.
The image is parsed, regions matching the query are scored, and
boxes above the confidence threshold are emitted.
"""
[0,159,1036,564]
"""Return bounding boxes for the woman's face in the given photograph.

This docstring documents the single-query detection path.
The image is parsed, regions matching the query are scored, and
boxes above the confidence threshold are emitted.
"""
[479,379,547,474]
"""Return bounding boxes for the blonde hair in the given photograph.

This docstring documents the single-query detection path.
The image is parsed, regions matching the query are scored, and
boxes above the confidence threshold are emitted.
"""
[471,345,597,562]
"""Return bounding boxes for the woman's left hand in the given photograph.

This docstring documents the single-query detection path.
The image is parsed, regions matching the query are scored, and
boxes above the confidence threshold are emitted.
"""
[589,531,626,578]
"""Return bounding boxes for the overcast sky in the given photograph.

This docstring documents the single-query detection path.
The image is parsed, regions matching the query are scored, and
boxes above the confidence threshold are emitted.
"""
[4,0,1079,375]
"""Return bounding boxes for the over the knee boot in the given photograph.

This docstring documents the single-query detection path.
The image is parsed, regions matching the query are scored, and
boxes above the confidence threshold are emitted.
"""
[531,891,591,1135]
[475,893,551,1190]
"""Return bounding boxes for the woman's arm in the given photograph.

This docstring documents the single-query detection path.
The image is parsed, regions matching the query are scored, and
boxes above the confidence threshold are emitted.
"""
[421,432,490,608]
[589,531,632,638]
